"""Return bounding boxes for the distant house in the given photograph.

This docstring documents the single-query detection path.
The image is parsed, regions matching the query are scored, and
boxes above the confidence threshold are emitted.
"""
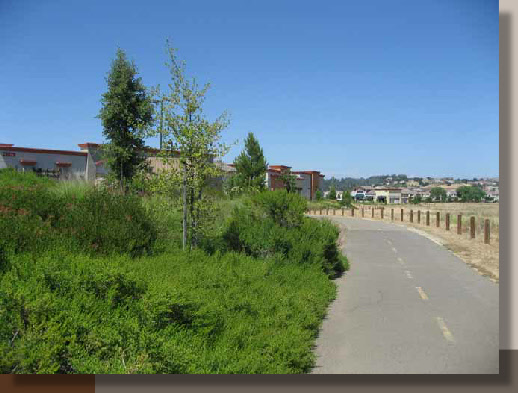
[352,188,367,200]
[265,165,325,200]
[365,190,376,201]
[373,188,401,204]
[400,188,416,203]
[486,189,499,202]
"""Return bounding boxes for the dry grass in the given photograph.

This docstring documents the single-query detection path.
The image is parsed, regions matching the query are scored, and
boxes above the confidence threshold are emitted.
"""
[309,203,499,282]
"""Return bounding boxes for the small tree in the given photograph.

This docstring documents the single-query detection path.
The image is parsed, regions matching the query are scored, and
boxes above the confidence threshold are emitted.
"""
[412,194,423,204]
[279,170,297,193]
[315,190,323,201]
[233,132,268,191]
[340,190,353,207]
[147,41,230,250]
[430,187,447,202]
[327,185,337,200]
[457,186,485,202]
[98,48,153,189]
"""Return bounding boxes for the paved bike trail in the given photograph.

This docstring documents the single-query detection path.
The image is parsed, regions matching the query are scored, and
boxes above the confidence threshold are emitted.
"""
[311,216,499,374]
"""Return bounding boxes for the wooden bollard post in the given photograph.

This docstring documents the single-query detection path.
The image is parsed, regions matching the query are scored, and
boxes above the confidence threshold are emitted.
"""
[400,208,404,222]
[484,219,490,244]
[381,207,384,219]
[371,208,374,218]
[410,210,413,223]
[457,214,462,234]
[446,213,450,231]
[470,217,475,239]
[391,208,394,220]
[362,208,364,218]
[418,210,421,224]
[333,209,336,215]
[426,211,430,226]
[436,212,440,227]
[351,208,354,217]
[341,208,344,216]
[326,208,329,215]
[319,208,322,215]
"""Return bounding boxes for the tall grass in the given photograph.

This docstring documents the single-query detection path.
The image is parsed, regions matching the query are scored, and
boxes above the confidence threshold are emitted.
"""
[47,179,93,199]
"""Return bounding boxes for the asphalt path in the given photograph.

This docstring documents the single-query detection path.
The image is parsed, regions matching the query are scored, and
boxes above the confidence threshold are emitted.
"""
[311,216,499,374]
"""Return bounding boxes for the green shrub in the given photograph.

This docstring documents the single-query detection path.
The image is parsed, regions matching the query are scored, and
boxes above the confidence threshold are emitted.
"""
[217,192,347,277]
[0,250,336,374]
[251,190,307,228]
[0,184,156,257]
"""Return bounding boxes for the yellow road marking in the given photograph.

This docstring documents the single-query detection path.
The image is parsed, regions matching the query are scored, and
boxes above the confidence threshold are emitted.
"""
[397,257,404,265]
[437,317,455,342]
[416,287,428,300]
[391,247,397,253]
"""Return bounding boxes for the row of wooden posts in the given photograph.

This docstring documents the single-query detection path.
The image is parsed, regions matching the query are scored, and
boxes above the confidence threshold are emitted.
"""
[308,207,491,244]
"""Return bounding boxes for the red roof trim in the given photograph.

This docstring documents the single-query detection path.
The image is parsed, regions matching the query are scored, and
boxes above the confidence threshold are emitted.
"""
[20,159,36,165]
[1,146,87,157]
[56,162,72,167]
[0,144,14,147]
[78,143,100,149]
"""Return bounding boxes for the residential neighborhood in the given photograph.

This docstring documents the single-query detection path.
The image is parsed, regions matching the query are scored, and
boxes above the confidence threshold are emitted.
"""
[323,176,499,204]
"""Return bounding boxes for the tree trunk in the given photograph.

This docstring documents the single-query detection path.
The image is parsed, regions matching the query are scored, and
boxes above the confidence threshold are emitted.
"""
[182,164,187,251]
[189,178,195,250]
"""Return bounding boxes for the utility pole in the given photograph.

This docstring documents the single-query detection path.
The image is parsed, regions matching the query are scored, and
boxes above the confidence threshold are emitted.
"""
[159,99,164,150]
[153,98,165,150]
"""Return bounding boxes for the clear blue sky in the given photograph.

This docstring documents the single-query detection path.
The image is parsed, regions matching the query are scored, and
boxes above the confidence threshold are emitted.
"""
[0,0,499,179]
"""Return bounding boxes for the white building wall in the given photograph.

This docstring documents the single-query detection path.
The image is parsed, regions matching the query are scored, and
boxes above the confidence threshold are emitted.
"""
[1,148,87,181]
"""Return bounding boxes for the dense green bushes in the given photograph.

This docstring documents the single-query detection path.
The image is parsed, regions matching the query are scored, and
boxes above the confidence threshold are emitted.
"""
[0,250,335,373]
[0,170,156,256]
[0,172,347,374]
[215,190,347,277]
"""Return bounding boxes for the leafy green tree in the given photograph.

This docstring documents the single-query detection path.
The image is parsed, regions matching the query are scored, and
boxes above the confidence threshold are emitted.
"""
[430,187,447,202]
[98,48,153,189]
[279,170,297,193]
[327,185,337,200]
[456,186,486,202]
[233,132,268,191]
[147,41,231,250]
[414,194,423,204]
[315,190,323,201]
[340,190,353,207]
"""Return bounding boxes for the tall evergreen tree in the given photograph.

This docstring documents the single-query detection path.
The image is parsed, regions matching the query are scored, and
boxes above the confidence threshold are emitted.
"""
[233,132,268,190]
[98,48,153,187]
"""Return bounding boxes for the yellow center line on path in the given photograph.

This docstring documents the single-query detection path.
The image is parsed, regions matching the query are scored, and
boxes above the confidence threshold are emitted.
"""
[397,257,404,265]
[416,287,429,300]
[391,247,397,253]
[436,317,455,343]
